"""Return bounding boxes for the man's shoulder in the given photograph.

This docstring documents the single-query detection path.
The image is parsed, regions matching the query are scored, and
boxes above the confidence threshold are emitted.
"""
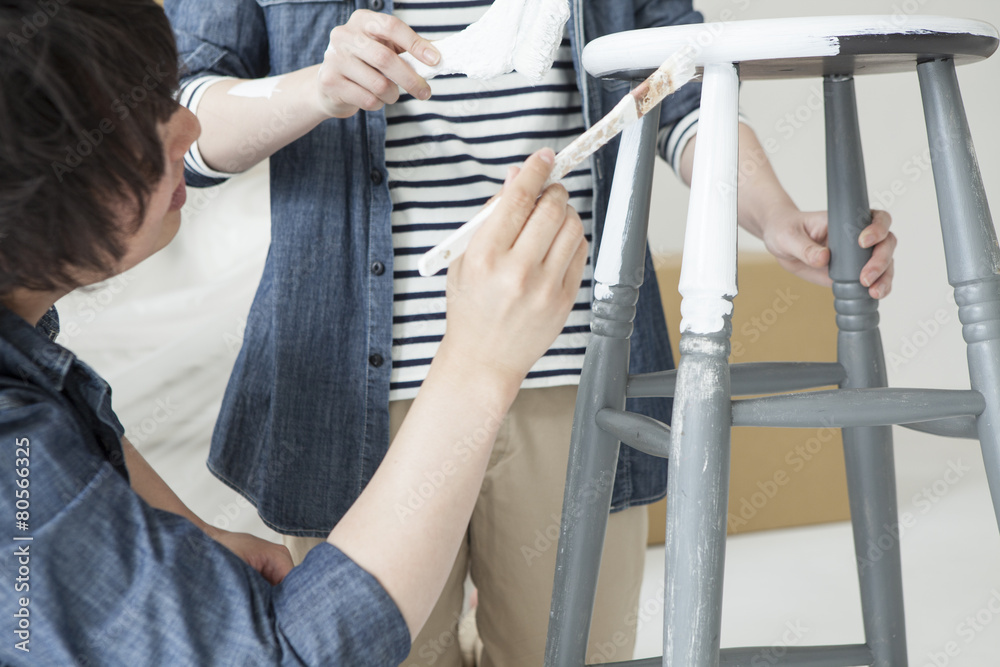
[0,383,107,492]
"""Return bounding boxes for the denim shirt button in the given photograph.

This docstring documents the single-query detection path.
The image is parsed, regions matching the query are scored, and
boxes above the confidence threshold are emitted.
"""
[370,0,385,12]
[368,354,384,368]
[371,261,385,276]
[370,168,383,185]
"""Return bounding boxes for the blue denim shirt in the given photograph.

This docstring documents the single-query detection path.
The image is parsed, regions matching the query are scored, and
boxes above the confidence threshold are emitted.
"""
[0,305,409,666]
[165,0,703,536]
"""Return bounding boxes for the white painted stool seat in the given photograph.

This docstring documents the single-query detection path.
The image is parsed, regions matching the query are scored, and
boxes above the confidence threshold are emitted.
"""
[583,15,999,80]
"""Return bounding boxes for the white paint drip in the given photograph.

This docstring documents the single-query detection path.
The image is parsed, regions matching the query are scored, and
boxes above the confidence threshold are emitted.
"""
[227,76,285,100]
[401,0,569,83]
[678,63,740,335]
[680,292,734,336]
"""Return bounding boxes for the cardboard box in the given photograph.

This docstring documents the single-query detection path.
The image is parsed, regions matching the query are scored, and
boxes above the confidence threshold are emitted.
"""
[646,254,850,541]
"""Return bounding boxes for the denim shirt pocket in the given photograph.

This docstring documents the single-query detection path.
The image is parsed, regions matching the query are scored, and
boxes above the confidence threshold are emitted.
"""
[254,0,355,71]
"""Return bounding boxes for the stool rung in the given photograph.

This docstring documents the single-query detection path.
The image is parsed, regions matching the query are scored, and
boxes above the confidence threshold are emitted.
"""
[595,408,670,458]
[901,415,979,439]
[733,388,985,429]
[627,362,847,399]
[595,643,872,667]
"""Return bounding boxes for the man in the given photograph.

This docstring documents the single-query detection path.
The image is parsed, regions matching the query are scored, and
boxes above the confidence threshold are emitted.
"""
[0,1,586,663]
[165,2,896,664]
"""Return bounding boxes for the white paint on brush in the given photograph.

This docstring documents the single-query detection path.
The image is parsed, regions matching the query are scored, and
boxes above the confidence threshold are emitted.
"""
[583,15,998,78]
[512,0,572,82]
[227,77,284,99]
[401,0,569,83]
[402,0,522,80]
[678,63,740,335]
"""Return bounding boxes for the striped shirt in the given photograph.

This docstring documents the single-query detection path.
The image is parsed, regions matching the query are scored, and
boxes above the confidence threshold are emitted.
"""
[386,1,593,400]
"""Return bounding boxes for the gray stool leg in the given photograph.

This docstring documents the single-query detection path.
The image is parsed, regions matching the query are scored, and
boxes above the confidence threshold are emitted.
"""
[824,74,908,667]
[663,327,732,666]
[665,62,739,667]
[918,58,1000,530]
[544,107,660,667]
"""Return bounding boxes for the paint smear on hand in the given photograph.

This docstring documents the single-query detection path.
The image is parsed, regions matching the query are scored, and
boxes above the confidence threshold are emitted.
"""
[401,0,569,83]
[227,76,285,100]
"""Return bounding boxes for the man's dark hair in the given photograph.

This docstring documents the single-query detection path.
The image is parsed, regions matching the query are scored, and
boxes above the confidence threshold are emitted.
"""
[0,0,180,295]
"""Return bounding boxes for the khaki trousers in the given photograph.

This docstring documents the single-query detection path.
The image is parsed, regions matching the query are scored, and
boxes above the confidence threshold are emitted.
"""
[284,385,648,666]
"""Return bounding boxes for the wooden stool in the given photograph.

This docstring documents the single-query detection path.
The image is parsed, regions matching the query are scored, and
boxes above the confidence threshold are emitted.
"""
[544,16,1000,667]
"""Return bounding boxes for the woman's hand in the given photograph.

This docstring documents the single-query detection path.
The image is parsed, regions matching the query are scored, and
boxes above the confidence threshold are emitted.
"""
[681,124,897,300]
[760,208,896,299]
[317,10,440,118]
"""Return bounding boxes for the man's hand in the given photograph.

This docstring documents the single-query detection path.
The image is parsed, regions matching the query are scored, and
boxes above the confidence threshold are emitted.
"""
[761,208,896,299]
[439,148,588,394]
[318,10,441,118]
[208,528,295,585]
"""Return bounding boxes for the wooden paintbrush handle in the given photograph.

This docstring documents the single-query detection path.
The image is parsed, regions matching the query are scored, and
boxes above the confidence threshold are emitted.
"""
[418,198,500,277]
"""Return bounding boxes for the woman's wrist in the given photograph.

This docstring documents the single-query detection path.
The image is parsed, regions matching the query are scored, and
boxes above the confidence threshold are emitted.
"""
[301,65,338,122]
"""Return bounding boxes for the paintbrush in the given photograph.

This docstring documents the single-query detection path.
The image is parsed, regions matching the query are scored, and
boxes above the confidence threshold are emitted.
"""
[417,45,697,277]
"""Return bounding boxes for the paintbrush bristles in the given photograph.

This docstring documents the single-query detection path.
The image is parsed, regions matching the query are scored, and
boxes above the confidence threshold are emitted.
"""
[631,45,697,117]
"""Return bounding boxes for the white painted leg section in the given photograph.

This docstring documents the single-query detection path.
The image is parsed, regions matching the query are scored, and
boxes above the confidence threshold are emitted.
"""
[678,62,740,335]
[593,107,654,292]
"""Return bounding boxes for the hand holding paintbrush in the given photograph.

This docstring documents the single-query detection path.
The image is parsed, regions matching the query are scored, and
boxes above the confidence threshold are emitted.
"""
[418,45,697,277]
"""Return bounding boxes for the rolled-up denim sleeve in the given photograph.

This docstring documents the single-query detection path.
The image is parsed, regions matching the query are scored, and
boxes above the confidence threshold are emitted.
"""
[164,0,272,188]
[0,399,411,667]
[274,543,412,665]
